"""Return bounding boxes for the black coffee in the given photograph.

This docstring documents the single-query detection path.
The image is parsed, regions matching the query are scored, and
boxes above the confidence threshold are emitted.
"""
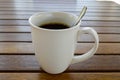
[39,23,69,30]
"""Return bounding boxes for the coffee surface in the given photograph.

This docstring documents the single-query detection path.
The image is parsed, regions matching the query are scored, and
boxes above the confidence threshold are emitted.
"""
[39,23,69,30]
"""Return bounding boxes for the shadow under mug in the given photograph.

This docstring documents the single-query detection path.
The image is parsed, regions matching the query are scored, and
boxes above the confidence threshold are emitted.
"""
[29,12,99,74]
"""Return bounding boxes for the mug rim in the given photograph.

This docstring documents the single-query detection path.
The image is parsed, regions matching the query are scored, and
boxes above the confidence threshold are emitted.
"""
[29,12,81,32]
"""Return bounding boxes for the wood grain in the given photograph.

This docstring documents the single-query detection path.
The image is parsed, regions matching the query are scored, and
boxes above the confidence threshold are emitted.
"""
[0,26,119,34]
[0,26,30,32]
[78,34,120,43]
[76,43,120,54]
[0,55,119,72]
[1,10,120,15]
[0,15,120,21]
[0,73,119,80]
[0,20,120,27]
[0,43,119,54]
[0,33,119,43]
[0,43,34,54]
[0,1,119,7]
[0,5,119,8]
[0,7,120,11]
[81,21,120,27]
[0,0,119,79]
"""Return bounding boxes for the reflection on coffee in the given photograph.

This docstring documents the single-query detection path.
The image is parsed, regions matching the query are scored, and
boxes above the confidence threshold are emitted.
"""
[39,23,69,30]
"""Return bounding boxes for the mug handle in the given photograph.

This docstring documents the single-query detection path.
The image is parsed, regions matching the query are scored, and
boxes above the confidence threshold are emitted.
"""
[71,27,99,64]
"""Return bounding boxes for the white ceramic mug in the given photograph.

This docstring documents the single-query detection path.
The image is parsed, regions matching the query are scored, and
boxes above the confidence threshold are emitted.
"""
[29,12,99,74]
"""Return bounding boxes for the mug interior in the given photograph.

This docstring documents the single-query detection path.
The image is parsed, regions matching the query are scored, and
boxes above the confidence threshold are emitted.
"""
[29,12,78,29]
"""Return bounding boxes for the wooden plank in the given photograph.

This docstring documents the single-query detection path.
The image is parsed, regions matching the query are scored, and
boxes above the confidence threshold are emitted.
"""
[0,1,119,7]
[91,27,120,34]
[0,33,119,43]
[0,0,115,3]
[0,55,40,71]
[0,11,120,17]
[0,20,28,26]
[0,4,120,12]
[0,26,30,32]
[0,20,120,27]
[81,21,120,27]
[78,34,120,43]
[0,43,34,54]
[0,73,119,80]
[0,6,120,10]
[69,55,120,72]
[0,14,120,21]
[63,12,120,17]
[82,16,120,21]
[0,1,117,5]
[76,43,120,54]
[0,43,119,54]
[0,0,108,2]
[0,26,119,34]
[1,11,120,17]
[0,33,31,42]
[0,9,120,13]
[0,55,119,72]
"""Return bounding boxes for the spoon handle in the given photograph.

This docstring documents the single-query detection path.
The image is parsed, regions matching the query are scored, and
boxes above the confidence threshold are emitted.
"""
[74,6,87,26]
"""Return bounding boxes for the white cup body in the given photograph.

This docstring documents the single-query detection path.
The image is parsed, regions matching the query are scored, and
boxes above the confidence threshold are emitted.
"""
[29,12,79,74]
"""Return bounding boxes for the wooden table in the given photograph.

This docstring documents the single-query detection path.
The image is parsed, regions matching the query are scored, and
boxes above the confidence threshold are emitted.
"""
[0,0,120,79]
